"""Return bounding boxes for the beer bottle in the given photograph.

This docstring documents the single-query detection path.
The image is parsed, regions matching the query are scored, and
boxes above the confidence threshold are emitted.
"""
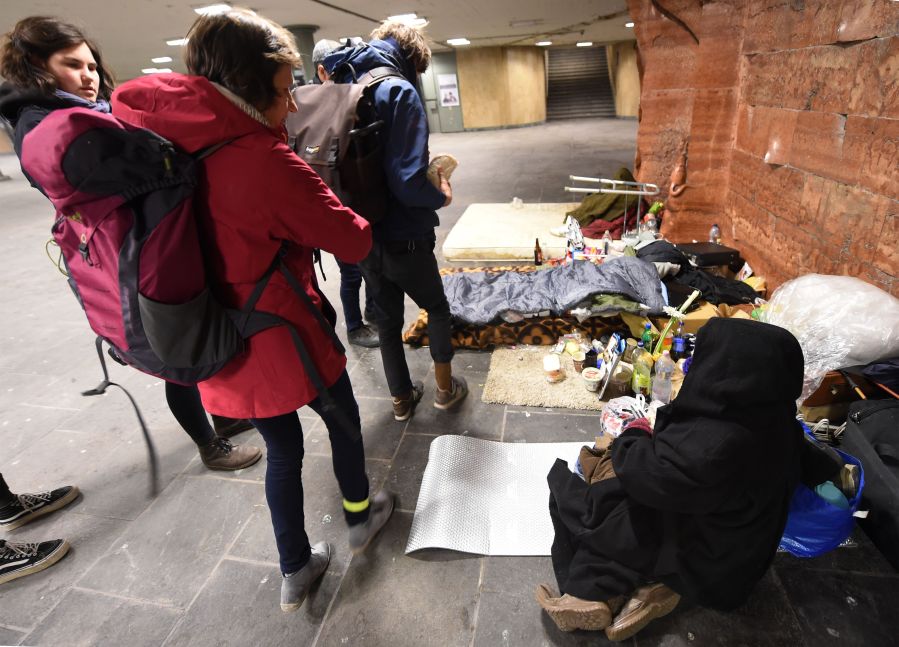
[534,238,544,265]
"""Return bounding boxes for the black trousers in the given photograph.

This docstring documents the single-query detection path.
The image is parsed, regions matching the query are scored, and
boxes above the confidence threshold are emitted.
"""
[0,473,13,507]
[165,382,216,447]
[360,239,454,398]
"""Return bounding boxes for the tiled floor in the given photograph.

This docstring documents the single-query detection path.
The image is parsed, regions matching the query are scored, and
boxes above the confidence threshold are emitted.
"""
[2,118,898,646]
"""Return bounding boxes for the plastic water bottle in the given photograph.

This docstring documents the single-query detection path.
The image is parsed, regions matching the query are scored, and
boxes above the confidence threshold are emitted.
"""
[631,342,653,397]
[709,223,721,244]
[651,350,675,404]
[601,230,612,255]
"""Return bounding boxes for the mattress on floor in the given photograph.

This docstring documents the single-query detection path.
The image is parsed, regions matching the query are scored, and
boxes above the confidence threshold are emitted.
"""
[442,202,579,261]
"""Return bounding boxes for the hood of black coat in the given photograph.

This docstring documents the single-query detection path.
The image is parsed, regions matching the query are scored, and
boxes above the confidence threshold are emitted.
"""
[0,83,70,127]
[664,318,804,420]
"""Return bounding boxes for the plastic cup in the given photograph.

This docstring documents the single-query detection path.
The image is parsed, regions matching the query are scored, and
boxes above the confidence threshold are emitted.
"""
[582,365,604,392]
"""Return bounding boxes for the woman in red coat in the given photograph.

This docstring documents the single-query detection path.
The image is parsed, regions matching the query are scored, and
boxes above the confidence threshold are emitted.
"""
[113,9,393,611]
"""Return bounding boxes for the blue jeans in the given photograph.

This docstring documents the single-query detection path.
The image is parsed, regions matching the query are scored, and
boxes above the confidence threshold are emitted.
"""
[250,370,369,574]
[336,259,375,332]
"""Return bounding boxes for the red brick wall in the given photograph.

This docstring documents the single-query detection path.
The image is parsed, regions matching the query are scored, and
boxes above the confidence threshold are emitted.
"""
[628,0,898,294]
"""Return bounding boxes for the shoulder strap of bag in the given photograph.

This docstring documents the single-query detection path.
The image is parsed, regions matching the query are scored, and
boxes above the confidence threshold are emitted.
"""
[357,66,404,88]
[83,337,159,495]
[227,242,358,442]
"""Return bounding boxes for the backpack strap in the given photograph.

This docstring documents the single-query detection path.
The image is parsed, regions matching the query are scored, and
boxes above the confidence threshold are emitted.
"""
[195,137,239,161]
[83,337,159,496]
[357,66,404,88]
[226,243,358,442]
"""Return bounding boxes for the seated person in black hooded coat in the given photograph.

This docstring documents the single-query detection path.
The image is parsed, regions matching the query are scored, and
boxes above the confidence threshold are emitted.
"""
[538,318,805,641]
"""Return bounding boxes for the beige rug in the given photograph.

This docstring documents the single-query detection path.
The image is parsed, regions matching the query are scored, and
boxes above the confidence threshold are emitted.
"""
[482,346,605,411]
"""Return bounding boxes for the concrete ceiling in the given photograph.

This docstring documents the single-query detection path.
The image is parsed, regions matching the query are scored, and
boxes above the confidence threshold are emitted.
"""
[1,0,634,80]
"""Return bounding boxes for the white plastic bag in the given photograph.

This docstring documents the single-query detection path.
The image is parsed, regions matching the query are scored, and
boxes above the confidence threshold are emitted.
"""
[761,274,899,401]
[600,395,650,438]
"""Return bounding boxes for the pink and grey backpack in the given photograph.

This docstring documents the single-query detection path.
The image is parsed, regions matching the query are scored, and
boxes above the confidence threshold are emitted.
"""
[21,108,354,490]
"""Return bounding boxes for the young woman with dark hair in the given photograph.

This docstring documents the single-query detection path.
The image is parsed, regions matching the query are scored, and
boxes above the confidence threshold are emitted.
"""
[112,7,394,611]
[0,16,262,473]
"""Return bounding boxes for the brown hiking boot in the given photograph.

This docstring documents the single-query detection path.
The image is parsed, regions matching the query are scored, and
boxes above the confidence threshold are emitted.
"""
[434,376,468,410]
[211,415,255,439]
[604,582,680,642]
[393,381,424,421]
[199,437,263,471]
[535,583,623,632]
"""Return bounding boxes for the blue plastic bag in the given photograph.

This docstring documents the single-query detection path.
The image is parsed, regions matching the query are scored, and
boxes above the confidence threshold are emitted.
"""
[779,426,865,558]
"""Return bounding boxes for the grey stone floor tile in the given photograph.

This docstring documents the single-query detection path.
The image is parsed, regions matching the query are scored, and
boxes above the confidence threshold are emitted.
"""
[22,588,181,647]
[228,456,390,571]
[1,421,196,522]
[635,571,805,647]
[0,402,79,463]
[454,349,494,373]
[0,372,86,417]
[481,555,558,595]
[305,399,404,461]
[0,511,127,629]
[384,434,434,512]
[77,476,265,608]
[776,567,899,647]
[473,590,618,647]
[0,626,24,645]
[347,345,434,398]
[503,410,602,444]
[315,511,481,647]
[163,558,334,647]
[476,556,619,646]
[404,372,503,440]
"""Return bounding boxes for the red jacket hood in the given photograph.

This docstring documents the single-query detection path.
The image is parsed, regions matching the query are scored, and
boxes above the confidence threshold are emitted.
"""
[112,74,277,153]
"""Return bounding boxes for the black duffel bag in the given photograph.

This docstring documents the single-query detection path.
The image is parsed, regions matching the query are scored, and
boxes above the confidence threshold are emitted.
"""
[840,399,899,570]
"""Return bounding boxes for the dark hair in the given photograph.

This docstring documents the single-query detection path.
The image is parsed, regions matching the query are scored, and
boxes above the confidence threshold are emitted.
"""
[185,8,300,112]
[0,16,114,98]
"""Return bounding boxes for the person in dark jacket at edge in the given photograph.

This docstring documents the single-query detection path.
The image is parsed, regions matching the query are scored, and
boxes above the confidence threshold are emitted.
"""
[0,17,262,473]
[322,20,468,422]
[538,318,805,641]
[310,37,380,349]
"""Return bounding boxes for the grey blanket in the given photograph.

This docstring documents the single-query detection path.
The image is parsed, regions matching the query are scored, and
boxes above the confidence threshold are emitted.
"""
[442,256,666,325]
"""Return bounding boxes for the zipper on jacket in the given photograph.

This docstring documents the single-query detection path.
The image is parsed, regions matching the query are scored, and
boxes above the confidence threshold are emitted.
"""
[850,399,899,424]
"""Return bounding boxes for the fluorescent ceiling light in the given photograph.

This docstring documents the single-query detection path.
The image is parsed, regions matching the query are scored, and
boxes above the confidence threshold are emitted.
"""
[447,38,471,46]
[536,41,552,46]
[576,41,593,47]
[625,22,635,28]
[387,13,427,27]
[166,38,189,46]
[193,3,231,15]
[142,68,171,74]
[151,56,173,64]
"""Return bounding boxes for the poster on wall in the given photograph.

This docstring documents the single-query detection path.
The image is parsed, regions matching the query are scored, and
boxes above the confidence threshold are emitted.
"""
[438,73,460,107]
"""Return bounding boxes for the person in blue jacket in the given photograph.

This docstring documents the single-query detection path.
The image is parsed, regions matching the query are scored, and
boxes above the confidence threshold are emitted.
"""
[324,20,467,421]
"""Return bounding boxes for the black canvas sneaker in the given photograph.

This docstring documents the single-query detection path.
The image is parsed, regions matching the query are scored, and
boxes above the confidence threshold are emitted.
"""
[0,539,71,584]
[0,485,80,531]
